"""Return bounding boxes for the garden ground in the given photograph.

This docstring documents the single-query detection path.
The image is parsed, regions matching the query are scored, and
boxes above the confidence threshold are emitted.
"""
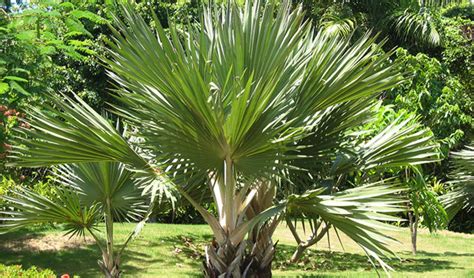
[0,223,473,277]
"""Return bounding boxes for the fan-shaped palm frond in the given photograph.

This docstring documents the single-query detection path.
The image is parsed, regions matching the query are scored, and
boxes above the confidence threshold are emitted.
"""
[332,114,440,175]
[319,13,357,37]
[286,180,406,272]
[0,161,151,278]
[441,145,474,218]
[7,92,151,171]
[54,162,147,221]
[0,187,100,237]
[392,8,441,47]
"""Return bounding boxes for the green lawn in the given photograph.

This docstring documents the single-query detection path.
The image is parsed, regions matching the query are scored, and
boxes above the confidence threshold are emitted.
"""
[0,223,473,277]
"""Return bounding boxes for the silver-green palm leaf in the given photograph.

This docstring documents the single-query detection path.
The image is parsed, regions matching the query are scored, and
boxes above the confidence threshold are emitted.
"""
[442,145,474,218]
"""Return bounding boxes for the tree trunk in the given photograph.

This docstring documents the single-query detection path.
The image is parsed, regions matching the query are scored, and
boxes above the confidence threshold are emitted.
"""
[408,211,418,255]
[98,198,121,278]
[98,259,121,278]
[291,245,306,263]
[288,221,331,263]
[244,182,278,278]
[202,179,278,278]
[203,236,246,277]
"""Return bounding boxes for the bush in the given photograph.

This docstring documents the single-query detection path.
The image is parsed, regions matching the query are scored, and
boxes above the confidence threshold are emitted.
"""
[0,264,55,278]
[438,16,473,93]
[442,4,474,21]
[386,48,472,153]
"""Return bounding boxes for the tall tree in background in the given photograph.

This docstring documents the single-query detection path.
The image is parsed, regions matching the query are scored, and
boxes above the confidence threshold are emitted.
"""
[295,0,466,48]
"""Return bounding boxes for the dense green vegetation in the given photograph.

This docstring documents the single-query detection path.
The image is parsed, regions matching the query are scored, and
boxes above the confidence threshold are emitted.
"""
[0,0,472,277]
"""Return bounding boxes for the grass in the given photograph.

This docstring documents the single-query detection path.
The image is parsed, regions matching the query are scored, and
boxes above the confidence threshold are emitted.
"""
[0,223,473,277]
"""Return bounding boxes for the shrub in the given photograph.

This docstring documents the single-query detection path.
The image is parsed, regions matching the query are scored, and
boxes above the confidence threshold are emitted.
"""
[438,16,473,93]
[0,264,55,278]
[386,48,472,153]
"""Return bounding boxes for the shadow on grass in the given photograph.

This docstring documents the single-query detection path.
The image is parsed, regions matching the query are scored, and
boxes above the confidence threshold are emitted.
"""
[272,244,461,274]
[0,225,58,241]
[158,236,465,275]
[0,227,163,277]
[405,250,474,257]
[0,229,467,276]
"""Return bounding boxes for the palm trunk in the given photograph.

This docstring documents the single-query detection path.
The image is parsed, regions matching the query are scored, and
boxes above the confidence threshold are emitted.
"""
[201,162,278,277]
[408,211,418,255]
[243,184,279,277]
[179,156,280,277]
[288,220,331,263]
[98,198,121,278]
[203,158,245,277]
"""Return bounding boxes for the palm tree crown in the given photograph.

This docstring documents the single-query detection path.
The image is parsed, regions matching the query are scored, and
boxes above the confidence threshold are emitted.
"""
[4,1,440,276]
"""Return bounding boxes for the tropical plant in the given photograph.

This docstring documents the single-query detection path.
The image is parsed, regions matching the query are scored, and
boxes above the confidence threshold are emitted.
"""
[437,14,474,94]
[5,1,440,276]
[441,145,474,218]
[386,48,472,153]
[0,162,152,278]
[293,0,467,49]
[0,263,55,278]
[285,111,445,260]
[405,167,447,254]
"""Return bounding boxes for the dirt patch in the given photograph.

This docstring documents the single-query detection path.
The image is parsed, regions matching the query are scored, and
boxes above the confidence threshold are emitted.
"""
[0,233,94,252]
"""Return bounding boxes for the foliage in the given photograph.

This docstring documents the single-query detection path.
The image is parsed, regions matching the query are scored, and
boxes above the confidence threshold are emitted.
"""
[0,1,108,179]
[133,0,201,29]
[0,264,55,278]
[386,48,472,152]
[408,169,448,232]
[0,1,107,108]
[437,15,474,93]
[0,0,208,224]
[291,0,467,51]
[441,145,474,218]
[0,162,153,277]
[0,174,58,223]
[442,145,474,233]
[4,1,442,275]
[442,3,474,20]
[341,105,448,234]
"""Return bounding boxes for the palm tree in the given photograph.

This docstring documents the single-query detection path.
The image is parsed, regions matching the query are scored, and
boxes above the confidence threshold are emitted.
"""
[1,162,152,278]
[298,0,466,47]
[5,1,439,276]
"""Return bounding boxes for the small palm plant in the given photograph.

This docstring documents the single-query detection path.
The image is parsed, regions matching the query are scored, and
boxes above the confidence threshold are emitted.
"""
[4,1,440,276]
[1,162,150,278]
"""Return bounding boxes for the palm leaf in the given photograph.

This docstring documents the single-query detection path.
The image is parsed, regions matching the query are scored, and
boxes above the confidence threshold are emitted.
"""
[391,8,440,47]
[286,180,407,272]
[332,114,440,175]
[6,92,151,172]
[54,162,147,221]
[441,145,474,218]
[0,187,101,237]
